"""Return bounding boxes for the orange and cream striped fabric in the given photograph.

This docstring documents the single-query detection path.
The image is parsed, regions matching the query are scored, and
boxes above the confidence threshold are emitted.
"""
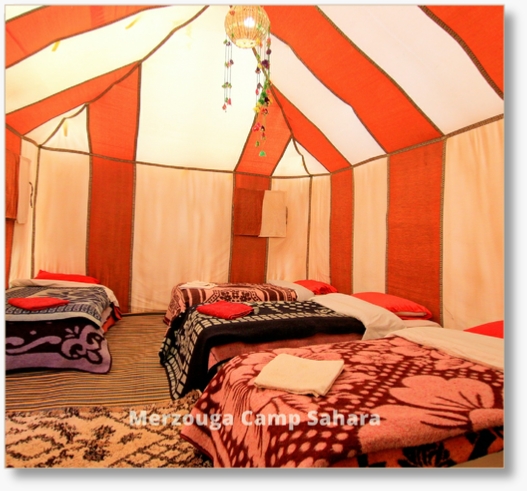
[5,5,503,329]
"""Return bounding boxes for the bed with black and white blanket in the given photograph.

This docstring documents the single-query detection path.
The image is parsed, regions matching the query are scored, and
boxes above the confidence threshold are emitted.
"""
[5,279,120,374]
[159,299,369,399]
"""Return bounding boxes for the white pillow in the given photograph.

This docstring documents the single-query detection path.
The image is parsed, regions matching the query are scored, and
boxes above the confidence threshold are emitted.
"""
[267,280,313,302]
[310,293,407,340]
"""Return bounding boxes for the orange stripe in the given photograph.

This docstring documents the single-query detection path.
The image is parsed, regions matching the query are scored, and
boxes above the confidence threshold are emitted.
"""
[6,5,158,68]
[5,129,22,287]
[87,70,139,312]
[273,87,351,172]
[235,93,291,176]
[425,5,504,94]
[6,64,137,136]
[266,6,442,153]
[330,169,353,294]
[230,174,270,283]
[387,142,443,322]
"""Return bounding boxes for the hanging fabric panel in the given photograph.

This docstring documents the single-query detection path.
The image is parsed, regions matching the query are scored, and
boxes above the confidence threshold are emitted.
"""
[132,166,233,312]
[266,178,310,281]
[442,119,504,329]
[353,158,388,293]
[308,175,331,283]
[87,70,139,312]
[330,169,354,294]
[387,141,443,322]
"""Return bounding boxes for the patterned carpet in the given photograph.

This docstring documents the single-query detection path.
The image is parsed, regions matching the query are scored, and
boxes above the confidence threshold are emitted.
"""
[5,390,212,468]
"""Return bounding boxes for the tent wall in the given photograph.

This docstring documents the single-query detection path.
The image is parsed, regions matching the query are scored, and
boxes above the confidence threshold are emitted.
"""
[5,5,504,331]
[6,116,503,329]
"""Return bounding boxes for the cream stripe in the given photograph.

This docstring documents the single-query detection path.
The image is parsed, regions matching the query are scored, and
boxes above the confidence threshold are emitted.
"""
[131,165,233,313]
[33,149,89,275]
[442,119,504,330]
[352,157,388,293]
[266,178,310,281]
[307,175,331,283]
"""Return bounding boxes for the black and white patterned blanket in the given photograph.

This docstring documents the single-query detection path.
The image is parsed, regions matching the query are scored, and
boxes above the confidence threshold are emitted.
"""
[5,285,115,374]
[159,300,365,399]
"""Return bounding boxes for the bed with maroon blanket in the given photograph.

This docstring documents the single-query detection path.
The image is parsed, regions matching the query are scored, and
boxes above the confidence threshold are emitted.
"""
[159,300,366,399]
[5,279,121,374]
[180,327,504,468]
[163,282,303,326]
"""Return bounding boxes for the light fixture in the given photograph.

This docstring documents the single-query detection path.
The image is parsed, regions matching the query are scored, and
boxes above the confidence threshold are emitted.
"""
[222,6,272,157]
[224,5,270,49]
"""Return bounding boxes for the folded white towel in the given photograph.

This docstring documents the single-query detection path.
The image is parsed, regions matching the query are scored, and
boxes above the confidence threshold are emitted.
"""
[254,353,344,397]
[180,281,217,289]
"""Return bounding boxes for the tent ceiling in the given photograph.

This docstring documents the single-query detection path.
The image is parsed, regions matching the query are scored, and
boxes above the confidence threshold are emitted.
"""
[5,4,504,177]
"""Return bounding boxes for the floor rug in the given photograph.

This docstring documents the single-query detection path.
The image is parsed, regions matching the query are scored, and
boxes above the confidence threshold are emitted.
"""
[5,390,212,468]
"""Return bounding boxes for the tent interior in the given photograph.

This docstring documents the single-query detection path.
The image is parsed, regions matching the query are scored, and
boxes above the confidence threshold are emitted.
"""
[5,4,504,330]
[3,2,506,471]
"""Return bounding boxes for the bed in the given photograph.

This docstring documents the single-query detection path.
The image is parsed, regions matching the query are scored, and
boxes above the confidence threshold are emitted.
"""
[163,280,314,326]
[158,293,424,400]
[5,277,121,374]
[180,327,504,468]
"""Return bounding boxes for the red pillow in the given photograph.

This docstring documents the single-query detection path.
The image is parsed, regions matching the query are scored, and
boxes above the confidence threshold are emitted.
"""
[294,280,338,295]
[351,292,432,320]
[8,297,70,311]
[197,301,253,320]
[464,320,504,339]
[35,270,100,284]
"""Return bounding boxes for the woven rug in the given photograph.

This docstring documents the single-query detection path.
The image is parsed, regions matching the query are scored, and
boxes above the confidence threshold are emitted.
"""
[5,390,212,468]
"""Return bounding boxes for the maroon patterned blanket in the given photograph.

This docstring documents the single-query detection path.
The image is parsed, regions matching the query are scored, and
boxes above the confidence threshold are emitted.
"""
[180,335,504,468]
[163,283,297,326]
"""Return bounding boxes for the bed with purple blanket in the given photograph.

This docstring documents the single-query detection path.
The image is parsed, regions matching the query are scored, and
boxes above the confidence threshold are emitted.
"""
[5,279,121,374]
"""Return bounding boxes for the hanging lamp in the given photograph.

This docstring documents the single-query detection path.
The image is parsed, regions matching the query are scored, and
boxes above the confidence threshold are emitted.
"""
[223,6,272,157]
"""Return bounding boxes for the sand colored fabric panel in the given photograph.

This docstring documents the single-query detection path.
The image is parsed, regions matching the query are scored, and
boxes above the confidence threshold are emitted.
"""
[308,176,331,283]
[387,142,443,323]
[34,107,90,153]
[33,149,89,277]
[266,5,442,153]
[17,156,31,224]
[442,119,504,330]
[330,169,354,294]
[353,158,388,293]
[260,190,287,238]
[132,166,233,313]
[136,6,259,172]
[266,179,309,281]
